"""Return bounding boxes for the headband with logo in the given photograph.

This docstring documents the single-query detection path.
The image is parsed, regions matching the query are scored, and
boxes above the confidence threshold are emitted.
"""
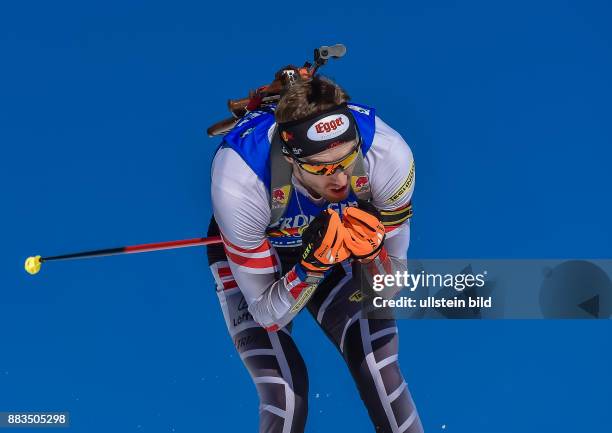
[277,104,359,158]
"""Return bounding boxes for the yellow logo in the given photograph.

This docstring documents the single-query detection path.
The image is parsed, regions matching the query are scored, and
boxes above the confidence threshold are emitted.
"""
[385,161,415,204]
[301,243,313,260]
[349,290,363,302]
[290,285,316,312]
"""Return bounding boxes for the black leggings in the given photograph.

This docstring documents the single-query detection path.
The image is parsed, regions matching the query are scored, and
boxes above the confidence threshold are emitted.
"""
[208,221,424,433]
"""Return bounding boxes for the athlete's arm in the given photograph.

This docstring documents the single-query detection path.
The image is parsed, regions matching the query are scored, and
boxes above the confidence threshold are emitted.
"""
[365,116,414,254]
[359,116,416,294]
[211,148,327,331]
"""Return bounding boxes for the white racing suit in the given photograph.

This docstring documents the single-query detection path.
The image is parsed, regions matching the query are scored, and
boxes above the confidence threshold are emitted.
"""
[207,104,423,433]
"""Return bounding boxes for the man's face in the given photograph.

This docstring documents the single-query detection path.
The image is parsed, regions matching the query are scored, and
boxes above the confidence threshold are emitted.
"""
[286,139,358,202]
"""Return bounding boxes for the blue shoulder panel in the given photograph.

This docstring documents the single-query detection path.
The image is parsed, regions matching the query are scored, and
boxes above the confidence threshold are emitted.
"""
[220,110,275,187]
[347,103,376,155]
[219,103,377,189]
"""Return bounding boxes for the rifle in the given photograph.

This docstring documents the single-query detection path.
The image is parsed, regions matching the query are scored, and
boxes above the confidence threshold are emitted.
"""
[206,44,347,137]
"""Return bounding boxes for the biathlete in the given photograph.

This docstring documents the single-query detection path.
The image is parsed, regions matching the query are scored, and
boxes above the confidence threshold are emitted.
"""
[207,74,423,433]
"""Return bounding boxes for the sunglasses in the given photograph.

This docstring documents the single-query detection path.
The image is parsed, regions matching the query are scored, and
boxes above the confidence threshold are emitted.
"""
[294,142,361,176]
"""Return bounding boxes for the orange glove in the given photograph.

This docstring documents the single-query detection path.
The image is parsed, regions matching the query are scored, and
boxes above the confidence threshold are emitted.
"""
[300,209,351,273]
[342,201,386,262]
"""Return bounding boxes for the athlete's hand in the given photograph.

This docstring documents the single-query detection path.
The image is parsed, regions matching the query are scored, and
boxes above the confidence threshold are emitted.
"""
[300,209,351,273]
[342,200,386,262]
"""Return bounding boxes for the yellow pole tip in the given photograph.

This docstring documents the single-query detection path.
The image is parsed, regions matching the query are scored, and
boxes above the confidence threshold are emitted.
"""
[25,255,42,275]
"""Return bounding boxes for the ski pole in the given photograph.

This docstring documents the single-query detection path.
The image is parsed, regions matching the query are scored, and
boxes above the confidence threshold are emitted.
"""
[24,236,223,275]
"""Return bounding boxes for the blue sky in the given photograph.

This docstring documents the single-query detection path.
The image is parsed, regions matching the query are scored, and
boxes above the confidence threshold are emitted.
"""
[1,1,611,432]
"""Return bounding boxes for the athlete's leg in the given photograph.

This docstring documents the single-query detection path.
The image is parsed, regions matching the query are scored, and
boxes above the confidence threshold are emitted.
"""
[208,219,309,433]
[307,263,424,433]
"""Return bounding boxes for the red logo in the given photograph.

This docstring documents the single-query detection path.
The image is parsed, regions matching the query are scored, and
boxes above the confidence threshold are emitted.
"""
[271,186,291,209]
[352,176,370,193]
[355,176,368,188]
[273,189,285,202]
[281,131,294,142]
[315,117,344,134]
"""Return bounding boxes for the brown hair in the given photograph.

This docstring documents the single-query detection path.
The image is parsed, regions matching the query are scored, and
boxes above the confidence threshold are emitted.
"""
[275,76,350,124]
